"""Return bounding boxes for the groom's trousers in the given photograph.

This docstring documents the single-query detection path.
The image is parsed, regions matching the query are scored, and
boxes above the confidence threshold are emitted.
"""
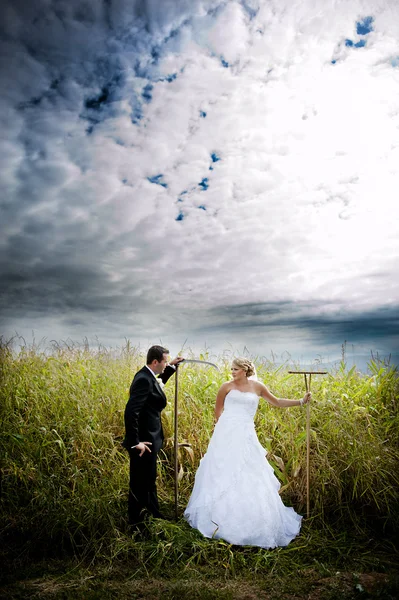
[128,447,162,524]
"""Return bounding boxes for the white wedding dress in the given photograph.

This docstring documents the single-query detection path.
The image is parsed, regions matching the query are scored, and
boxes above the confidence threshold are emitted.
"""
[184,390,302,548]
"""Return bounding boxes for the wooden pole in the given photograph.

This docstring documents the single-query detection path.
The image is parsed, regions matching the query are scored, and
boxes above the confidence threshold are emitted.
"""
[288,370,327,518]
[172,359,219,521]
[173,364,179,521]
[304,373,311,518]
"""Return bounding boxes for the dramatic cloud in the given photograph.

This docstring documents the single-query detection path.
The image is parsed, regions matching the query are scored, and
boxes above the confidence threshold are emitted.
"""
[1,0,398,364]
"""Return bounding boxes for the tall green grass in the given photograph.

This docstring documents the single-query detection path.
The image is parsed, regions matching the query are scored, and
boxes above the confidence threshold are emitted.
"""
[1,338,398,568]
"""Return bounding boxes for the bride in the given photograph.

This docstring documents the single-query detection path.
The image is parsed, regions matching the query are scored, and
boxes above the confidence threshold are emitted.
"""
[184,357,311,548]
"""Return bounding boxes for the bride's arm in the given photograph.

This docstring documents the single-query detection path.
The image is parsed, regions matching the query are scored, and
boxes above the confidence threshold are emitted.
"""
[255,382,311,408]
[214,383,230,422]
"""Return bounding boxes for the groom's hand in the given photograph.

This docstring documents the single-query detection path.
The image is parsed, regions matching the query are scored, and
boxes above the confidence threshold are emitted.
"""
[169,356,185,366]
[133,441,152,456]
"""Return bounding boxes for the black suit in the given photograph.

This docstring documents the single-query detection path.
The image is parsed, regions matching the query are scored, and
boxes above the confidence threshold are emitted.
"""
[123,365,176,524]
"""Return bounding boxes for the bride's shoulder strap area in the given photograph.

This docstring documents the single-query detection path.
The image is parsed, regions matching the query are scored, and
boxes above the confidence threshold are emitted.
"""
[217,381,233,396]
[220,381,234,393]
[252,379,266,394]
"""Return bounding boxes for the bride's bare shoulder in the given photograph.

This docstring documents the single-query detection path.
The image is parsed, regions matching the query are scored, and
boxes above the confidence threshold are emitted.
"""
[252,380,266,393]
[220,381,233,392]
[218,381,234,393]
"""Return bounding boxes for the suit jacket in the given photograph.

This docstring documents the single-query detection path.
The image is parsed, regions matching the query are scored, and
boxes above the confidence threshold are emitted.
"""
[122,365,176,453]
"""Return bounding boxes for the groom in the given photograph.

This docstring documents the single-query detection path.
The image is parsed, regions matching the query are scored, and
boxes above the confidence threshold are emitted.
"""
[123,345,183,526]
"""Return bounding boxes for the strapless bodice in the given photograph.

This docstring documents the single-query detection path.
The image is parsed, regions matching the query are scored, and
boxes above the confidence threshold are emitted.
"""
[222,389,259,420]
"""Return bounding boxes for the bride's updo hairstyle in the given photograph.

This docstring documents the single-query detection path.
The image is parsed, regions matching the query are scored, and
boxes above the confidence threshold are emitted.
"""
[232,357,256,378]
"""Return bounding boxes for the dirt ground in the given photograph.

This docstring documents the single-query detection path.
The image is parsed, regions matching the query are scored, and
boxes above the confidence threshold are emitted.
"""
[1,570,398,600]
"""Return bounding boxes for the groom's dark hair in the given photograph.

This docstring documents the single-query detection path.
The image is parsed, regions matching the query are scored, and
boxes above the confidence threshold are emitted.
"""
[146,345,169,364]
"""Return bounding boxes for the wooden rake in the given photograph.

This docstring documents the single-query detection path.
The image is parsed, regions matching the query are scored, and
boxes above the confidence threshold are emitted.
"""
[173,359,220,520]
[288,370,327,518]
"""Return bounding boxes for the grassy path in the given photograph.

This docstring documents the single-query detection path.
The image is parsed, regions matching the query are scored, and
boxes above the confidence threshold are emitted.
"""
[1,566,398,599]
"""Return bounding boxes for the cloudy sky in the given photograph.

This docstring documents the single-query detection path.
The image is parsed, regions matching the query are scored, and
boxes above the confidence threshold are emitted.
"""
[1,0,398,365]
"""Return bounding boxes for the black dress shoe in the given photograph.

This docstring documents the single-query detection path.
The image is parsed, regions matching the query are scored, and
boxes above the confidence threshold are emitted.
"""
[129,521,149,537]
[148,510,169,520]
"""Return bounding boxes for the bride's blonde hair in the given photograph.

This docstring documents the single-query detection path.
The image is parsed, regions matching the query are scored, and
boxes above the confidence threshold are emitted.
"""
[232,357,256,378]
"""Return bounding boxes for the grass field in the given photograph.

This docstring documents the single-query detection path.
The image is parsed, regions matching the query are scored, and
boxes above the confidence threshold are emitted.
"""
[1,339,398,599]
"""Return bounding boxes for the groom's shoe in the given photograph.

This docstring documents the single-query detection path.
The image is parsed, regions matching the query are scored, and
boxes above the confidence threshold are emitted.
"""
[149,509,170,521]
[129,520,149,538]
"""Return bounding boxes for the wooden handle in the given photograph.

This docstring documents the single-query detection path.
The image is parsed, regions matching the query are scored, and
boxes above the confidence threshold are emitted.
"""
[304,373,312,518]
[289,370,327,375]
[174,365,179,520]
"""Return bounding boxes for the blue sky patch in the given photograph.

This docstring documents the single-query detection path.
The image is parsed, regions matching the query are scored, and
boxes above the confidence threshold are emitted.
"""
[354,39,366,48]
[148,174,167,188]
[158,73,177,83]
[129,89,144,124]
[345,38,366,49]
[83,79,121,132]
[199,178,209,191]
[209,152,221,170]
[200,111,207,118]
[198,205,206,210]
[131,109,143,125]
[84,72,124,111]
[343,16,373,53]
[85,87,110,110]
[142,83,153,103]
[177,190,187,202]
[221,58,229,68]
[151,46,161,63]
[176,211,184,221]
[356,16,373,36]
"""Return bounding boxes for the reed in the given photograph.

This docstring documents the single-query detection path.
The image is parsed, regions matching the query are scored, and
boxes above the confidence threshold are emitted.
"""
[1,338,398,572]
